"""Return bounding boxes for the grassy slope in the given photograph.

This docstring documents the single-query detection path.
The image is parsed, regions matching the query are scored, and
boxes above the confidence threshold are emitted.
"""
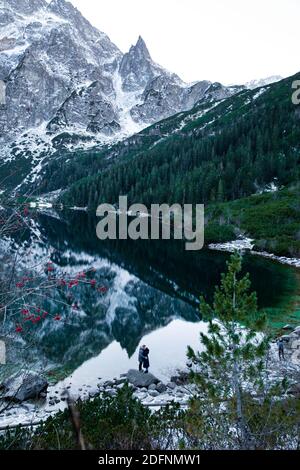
[205,185,300,256]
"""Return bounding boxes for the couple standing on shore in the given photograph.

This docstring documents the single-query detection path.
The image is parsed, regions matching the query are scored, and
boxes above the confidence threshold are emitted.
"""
[138,344,150,373]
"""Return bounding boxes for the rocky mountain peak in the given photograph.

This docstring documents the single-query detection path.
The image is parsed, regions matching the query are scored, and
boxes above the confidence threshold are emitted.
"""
[132,36,151,60]
[3,0,47,15]
[48,0,82,20]
[119,36,162,92]
[0,0,240,191]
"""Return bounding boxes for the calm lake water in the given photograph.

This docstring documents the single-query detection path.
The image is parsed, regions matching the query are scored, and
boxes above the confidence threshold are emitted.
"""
[2,209,300,383]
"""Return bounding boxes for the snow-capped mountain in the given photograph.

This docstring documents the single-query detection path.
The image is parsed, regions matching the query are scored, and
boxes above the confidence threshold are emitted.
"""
[0,0,237,157]
[245,75,282,90]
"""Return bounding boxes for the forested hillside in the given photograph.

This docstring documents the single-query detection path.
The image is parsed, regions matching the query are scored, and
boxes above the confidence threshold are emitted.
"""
[60,72,300,209]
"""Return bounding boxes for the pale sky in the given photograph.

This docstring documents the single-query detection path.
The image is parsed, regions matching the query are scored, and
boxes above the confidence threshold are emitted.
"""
[69,0,300,85]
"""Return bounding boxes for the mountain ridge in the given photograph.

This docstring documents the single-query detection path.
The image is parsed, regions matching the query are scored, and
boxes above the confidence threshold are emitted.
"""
[0,0,286,193]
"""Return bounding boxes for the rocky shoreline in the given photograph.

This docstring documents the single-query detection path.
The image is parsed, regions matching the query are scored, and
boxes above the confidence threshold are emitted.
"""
[209,238,300,269]
[97,369,194,406]
[47,369,194,408]
[0,368,194,428]
[1,326,300,429]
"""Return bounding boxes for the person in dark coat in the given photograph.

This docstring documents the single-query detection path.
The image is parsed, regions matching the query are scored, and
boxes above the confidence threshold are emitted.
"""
[277,338,285,360]
[138,345,146,371]
[143,347,150,373]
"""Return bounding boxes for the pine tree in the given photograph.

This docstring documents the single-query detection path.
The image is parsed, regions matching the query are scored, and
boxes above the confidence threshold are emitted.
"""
[187,252,270,449]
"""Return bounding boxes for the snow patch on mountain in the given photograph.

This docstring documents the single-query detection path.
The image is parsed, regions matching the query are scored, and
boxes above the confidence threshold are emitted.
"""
[112,71,144,137]
[245,75,282,90]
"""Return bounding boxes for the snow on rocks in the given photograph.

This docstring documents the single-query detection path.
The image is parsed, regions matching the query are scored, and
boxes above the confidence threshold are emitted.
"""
[0,369,192,428]
[209,238,300,269]
[209,238,254,253]
[251,251,300,269]
[0,371,48,403]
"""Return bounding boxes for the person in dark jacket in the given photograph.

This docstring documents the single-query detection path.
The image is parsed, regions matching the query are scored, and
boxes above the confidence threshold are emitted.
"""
[277,338,285,360]
[138,345,146,371]
[143,347,150,373]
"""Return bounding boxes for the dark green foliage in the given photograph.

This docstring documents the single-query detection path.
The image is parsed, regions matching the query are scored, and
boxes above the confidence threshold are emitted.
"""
[0,385,184,450]
[187,253,300,449]
[60,73,300,210]
[206,185,300,255]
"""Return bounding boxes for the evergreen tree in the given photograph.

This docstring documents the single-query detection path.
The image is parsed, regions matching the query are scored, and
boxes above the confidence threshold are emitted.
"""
[186,252,299,449]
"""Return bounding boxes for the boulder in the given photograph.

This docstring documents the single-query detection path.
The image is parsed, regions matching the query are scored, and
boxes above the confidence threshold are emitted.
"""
[126,369,160,388]
[170,371,189,385]
[89,388,99,398]
[148,384,157,391]
[114,378,127,386]
[1,372,48,402]
[167,382,176,390]
[116,383,125,389]
[106,389,117,397]
[103,380,114,387]
[156,382,167,393]
[148,390,160,397]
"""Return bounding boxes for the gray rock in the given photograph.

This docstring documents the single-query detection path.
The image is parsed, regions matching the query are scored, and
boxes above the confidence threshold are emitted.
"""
[148,384,157,391]
[167,382,176,390]
[104,380,114,388]
[126,369,160,388]
[170,371,189,385]
[156,382,167,393]
[1,372,48,402]
[114,378,127,386]
[148,390,159,397]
